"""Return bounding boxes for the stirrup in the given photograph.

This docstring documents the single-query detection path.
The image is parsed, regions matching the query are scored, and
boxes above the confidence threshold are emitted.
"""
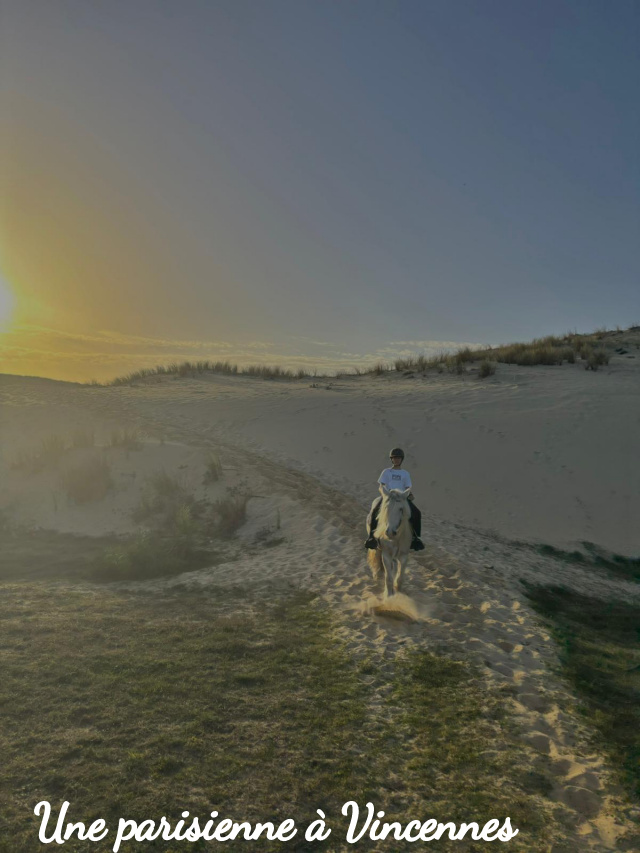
[364,536,378,550]
[411,537,425,551]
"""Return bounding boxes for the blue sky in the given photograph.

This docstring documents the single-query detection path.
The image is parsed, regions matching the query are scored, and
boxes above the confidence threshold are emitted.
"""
[1,0,638,379]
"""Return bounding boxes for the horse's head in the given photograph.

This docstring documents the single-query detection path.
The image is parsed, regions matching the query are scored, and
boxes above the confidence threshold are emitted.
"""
[379,485,411,538]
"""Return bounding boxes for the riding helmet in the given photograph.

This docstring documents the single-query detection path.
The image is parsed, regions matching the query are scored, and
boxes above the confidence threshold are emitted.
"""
[389,447,405,459]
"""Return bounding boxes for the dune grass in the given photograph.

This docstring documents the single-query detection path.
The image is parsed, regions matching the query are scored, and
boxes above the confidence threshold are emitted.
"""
[10,426,140,475]
[202,451,223,484]
[523,583,640,802]
[11,434,67,473]
[535,543,640,583]
[478,360,496,379]
[108,427,143,450]
[109,361,315,385]
[98,326,634,386]
[394,332,614,373]
[0,584,558,853]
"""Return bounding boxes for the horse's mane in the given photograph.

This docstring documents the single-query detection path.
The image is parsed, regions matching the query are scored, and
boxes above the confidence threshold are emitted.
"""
[374,489,411,541]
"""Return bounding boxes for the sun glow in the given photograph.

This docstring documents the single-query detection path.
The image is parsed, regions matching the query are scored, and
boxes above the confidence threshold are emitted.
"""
[0,277,16,330]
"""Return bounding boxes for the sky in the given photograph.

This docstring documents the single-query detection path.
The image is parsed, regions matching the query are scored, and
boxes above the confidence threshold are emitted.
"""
[0,0,638,382]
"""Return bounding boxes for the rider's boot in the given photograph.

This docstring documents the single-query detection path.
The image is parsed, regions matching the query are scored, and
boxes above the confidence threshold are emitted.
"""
[364,533,378,549]
[411,533,425,551]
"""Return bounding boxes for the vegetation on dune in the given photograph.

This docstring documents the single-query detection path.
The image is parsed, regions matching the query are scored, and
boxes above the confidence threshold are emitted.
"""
[0,586,559,852]
[10,426,142,476]
[108,360,317,385]
[133,470,248,539]
[394,330,620,373]
[478,359,496,379]
[108,426,143,450]
[535,542,640,583]
[0,527,120,582]
[97,325,635,385]
[94,530,215,582]
[202,451,223,484]
[10,434,67,473]
[523,583,640,801]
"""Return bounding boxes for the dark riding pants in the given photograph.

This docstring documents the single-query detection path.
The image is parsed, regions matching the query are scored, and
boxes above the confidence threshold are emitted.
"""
[367,496,421,538]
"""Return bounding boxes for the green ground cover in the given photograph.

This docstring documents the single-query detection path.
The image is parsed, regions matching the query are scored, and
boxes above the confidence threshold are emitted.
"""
[0,583,559,852]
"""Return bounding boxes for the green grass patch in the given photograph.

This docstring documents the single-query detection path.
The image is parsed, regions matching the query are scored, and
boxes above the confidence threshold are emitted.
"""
[536,543,640,582]
[0,525,223,584]
[92,531,218,581]
[389,651,553,851]
[0,583,566,852]
[0,528,120,582]
[523,583,640,800]
[0,587,376,852]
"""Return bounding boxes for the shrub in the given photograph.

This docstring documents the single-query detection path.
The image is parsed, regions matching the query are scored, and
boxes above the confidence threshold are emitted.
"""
[584,348,609,371]
[61,455,113,503]
[209,494,249,538]
[174,503,198,536]
[478,360,496,379]
[133,471,194,526]
[94,531,210,581]
[445,355,467,374]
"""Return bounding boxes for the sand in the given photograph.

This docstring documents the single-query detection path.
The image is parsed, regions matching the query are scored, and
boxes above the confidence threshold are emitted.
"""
[1,335,639,850]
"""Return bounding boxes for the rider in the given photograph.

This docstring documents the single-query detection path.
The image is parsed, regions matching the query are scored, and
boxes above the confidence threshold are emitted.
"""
[365,448,425,551]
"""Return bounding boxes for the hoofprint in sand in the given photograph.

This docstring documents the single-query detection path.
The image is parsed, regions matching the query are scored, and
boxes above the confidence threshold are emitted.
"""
[1,352,638,850]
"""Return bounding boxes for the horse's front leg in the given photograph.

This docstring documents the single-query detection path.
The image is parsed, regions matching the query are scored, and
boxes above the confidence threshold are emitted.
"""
[394,554,404,594]
[381,551,395,599]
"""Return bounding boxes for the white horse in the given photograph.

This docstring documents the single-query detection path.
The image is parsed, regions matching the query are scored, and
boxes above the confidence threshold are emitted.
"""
[367,485,412,598]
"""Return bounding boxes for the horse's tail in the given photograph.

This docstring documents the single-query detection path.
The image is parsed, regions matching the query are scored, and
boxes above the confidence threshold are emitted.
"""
[367,546,383,577]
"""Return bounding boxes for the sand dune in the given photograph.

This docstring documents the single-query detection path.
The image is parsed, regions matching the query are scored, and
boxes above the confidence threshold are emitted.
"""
[1,336,639,850]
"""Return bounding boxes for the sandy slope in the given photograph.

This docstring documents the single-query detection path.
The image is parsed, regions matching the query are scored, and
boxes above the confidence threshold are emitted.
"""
[6,344,636,553]
[1,345,639,850]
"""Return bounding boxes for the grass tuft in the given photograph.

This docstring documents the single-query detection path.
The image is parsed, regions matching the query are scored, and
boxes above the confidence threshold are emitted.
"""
[11,435,67,473]
[108,427,142,450]
[203,451,223,485]
[478,360,496,379]
[210,494,249,538]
